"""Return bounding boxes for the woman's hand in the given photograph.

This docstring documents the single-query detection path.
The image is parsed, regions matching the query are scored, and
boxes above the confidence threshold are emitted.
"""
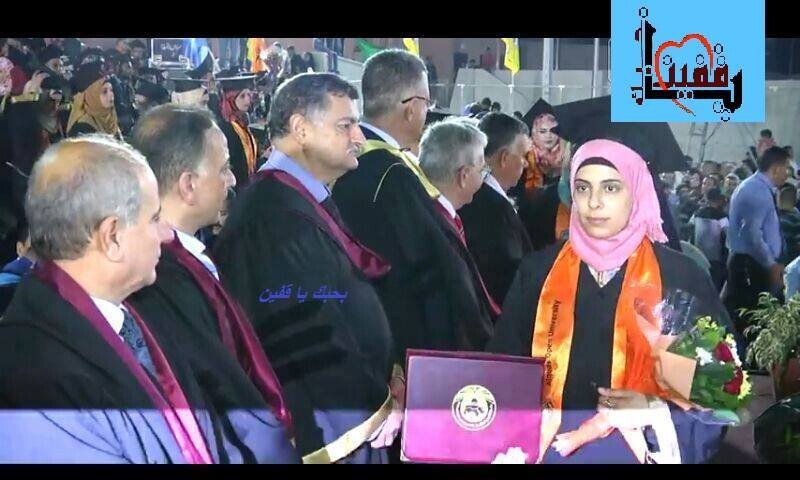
[23,71,48,96]
[597,387,654,430]
[369,375,406,448]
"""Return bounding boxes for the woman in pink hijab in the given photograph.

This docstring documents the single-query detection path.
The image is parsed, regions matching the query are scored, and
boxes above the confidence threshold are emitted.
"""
[489,139,732,464]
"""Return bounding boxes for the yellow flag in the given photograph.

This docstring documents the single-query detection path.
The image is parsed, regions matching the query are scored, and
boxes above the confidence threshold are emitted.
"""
[501,38,520,75]
[403,38,420,56]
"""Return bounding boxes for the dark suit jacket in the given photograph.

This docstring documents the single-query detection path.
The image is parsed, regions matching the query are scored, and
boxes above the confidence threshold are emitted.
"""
[0,275,226,463]
[459,182,533,305]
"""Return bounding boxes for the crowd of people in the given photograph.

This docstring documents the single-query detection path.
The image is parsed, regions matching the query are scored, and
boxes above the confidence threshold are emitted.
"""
[655,129,800,351]
[0,38,784,464]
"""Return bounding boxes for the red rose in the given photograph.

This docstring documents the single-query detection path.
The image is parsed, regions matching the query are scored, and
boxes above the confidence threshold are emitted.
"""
[724,367,744,395]
[714,342,735,363]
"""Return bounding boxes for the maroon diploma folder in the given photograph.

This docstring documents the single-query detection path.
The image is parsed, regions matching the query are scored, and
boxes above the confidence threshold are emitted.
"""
[401,349,543,464]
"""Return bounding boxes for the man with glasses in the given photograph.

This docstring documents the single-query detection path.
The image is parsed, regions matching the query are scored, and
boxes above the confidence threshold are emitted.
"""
[333,50,499,362]
[459,113,533,305]
[213,73,402,464]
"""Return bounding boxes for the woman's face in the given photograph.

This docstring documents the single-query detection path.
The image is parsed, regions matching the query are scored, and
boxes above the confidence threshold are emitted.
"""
[99,82,115,109]
[532,114,559,150]
[573,163,633,240]
[235,89,253,113]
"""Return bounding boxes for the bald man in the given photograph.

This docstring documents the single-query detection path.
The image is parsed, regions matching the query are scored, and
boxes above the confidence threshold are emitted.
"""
[0,135,226,463]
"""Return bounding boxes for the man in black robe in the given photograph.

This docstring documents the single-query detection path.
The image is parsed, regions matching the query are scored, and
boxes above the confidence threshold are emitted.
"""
[416,118,500,346]
[213,73,403,464]
[0,135,225,463]
[459,112,533,305]
[332,49,496,356]
[126,105,298,463]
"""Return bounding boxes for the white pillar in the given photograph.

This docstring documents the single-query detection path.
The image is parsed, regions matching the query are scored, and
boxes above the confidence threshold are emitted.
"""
[542,38,554,102]
[592,38,600,98]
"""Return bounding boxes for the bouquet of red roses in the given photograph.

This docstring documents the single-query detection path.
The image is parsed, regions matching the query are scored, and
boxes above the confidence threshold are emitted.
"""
[663,316,751,420]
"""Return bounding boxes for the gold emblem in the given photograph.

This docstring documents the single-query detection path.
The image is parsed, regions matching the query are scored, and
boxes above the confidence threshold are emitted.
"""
[451,385,497,431]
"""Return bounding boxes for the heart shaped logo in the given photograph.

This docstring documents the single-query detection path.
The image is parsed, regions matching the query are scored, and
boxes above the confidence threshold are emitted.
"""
[653,34,714,116]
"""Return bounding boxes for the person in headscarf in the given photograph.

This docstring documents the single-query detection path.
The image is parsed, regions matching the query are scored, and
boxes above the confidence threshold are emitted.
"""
[488,139,732,464]
[521,98,573,192]
[216,73,258,190]
[66,63,121,138]
[512,99,574,249]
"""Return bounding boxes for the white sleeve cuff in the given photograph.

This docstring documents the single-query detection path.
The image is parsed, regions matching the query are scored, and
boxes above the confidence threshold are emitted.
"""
[643,398,682,464]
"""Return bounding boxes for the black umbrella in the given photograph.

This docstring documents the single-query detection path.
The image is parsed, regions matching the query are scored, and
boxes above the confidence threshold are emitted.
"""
[549,96,688,174]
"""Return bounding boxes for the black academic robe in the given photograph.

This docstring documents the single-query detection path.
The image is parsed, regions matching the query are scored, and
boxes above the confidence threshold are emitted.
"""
[0,275,227,463]
[332,126,495,356]
[213,175,393,460]
[459,182,533,305]
[5,101,65,218]
[127,249,299,464]
[67,121,98,138]
[516,181,562,251]
[487,241,729,464]
[218,120,255,192]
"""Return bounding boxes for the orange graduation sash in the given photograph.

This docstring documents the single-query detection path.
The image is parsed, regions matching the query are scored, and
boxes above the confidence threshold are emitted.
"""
[231,121,257,177]
[531,239,666,463]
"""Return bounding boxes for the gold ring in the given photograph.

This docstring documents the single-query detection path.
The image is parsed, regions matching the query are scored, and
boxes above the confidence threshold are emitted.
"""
[603,399,614,408]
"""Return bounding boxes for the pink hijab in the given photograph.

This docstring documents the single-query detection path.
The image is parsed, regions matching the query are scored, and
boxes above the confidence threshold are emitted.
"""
[569,139,668,271]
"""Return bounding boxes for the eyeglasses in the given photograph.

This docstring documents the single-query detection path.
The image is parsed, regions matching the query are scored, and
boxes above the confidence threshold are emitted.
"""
[401,96,435,109]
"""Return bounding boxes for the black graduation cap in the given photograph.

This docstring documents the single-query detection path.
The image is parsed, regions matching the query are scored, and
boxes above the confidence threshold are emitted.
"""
[551,95,688,174]
[522,98,556,130]
[39,45,64,64]
[135,77,170,103]
[217,66,247,78]
[217,74,257,92]
[78,47,106,66]
[71,62,106,93]
[41,74,68,91]
[172,78,207,93]
[137,66,167,84]
[254,69,273,87]
[187,51,215,79]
